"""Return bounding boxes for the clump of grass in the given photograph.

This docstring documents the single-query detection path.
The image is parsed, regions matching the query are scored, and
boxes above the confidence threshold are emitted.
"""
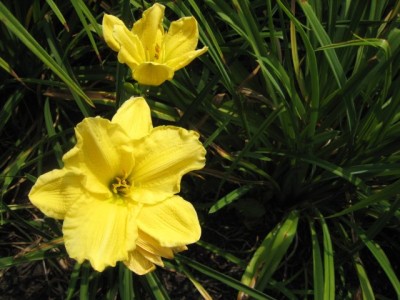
[1,0,400,299]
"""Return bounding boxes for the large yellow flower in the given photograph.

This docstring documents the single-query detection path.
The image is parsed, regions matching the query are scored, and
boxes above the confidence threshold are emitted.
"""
[29,97,206,274]
[102,3,208,86]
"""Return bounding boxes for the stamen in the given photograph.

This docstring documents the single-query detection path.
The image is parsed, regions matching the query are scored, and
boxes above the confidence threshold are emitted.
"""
[154,44,161,60]
[111,175,131,197]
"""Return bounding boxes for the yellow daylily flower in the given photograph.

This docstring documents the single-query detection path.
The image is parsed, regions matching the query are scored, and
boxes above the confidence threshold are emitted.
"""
[29,97,206,273]
[102,3,208,86]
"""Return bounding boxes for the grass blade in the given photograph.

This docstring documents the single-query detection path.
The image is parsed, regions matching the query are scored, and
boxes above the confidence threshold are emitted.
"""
[45,0,69,31]
[240,210,299,292]
[118,264,134,300]
[298,0,345,87]
[316,211,335,300]
[177,254,277,300]
[143,272,170,300]
[353,258,375,300]
[0,2,93,109]
[209,185,253,213]
[309,219,324,300]
[66,262,82,300]
[358,230,400,296]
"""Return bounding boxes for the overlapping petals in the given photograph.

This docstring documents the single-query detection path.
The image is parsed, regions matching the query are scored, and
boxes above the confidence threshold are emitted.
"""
[102,3,208,85]
[28,96,206,274]
[131,3,165,60]
[63,117,134,198]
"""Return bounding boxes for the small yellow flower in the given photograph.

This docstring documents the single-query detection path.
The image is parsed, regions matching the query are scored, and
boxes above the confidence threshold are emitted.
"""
[29,97,206,274]
[102,3,208,86]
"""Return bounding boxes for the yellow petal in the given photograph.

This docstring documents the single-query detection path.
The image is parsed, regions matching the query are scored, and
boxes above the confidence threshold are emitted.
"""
[132,3,165,61]
[165,47,208,71]
[111,97,153,140]
[137,247,164,266]
[173,245,188,253]
[130,126,206,204]
[63,197,140,272]
[29,169,85,219]
[124,249,156,275]
[137,196,201,247]
[102,14,125,51]
[163,17,199,62]
[133,62,174,86]
[113,24,146,69]
[137,230,174,259]
[63,117,134,192]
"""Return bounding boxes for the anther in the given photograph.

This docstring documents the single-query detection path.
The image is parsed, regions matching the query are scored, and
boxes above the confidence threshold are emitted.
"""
[154,44,161,60]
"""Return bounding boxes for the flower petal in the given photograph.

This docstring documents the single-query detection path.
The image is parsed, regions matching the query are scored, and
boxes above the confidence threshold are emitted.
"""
[174,245,188,253]
[102,14,125,51]
[137,247,164,266]
[163,17,199,62]
[137,196,201,247]
[124,249,155,275]
[63,117,134,192]
[137,230,174,259]
[133,62,174,86]
[113,24,146,69]
[165,47,208,71]
[130,126,206,204]
[132,3,165,61]
[63,197,140,272]
[111,97,153,140]
[29,169,85,219]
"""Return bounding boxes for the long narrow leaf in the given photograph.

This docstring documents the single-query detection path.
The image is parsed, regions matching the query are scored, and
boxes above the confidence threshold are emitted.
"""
[209,185,254,213]
[353,258,375,300]
[316,211,335,300]
[358,231,400,296]
[177,254,277,300]
[0,2,93,110]
[309,219,324,300]
[240,211,299,292]
[143,272,170,300]
[45,0,69,31]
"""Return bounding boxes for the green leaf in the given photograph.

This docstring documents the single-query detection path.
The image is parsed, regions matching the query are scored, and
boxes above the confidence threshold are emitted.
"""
[118,264,134,300]
[45,0,69,31]
[79,262,90,300]
[241,210,299,291]
[143,272,170,300]
[297,0,346,87]
[309,219,324,300]
[70,0,102,62]
[316,211,335,300]
[44,99,63,167]
[66,263,82,300]
[0,2,94,110]
[332,178,400,217]
[359,231,400,296]
[209,185,253,213]
[177,254,277,300]
[353,258,375,300]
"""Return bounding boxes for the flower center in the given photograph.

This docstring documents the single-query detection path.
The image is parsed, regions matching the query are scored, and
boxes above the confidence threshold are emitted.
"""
[111,176,131,197]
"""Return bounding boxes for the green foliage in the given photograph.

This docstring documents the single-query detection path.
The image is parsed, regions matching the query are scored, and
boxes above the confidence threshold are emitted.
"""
[1,0,400,298]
